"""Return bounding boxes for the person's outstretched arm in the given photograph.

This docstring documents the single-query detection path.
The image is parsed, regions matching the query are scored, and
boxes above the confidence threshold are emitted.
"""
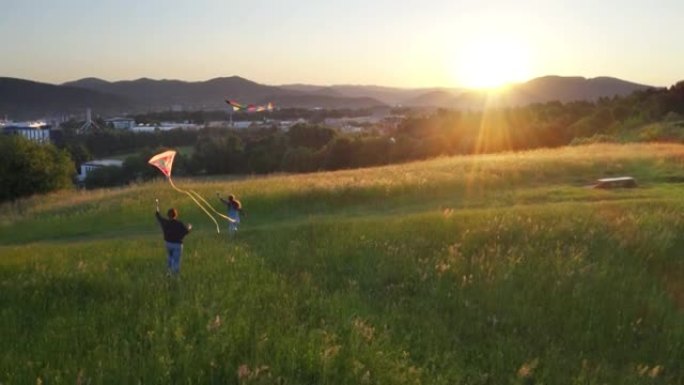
[182,222,192,236]
[216,193,229,205]
[155,199,163,223]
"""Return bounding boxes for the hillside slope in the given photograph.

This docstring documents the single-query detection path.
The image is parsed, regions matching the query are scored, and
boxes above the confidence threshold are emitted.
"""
[1,144,683,384]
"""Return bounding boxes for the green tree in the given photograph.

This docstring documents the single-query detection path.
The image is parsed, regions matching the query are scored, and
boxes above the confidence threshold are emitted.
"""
[123,152,159,182]
[281,147,320,172]
[322,136,355,170]
[193,132,246,174]
[85,166,127,189]
[63,143,93,170]
[287,124,337,150]
[246,134,288,174]
[0,135,74,201]
[352,137,391,167]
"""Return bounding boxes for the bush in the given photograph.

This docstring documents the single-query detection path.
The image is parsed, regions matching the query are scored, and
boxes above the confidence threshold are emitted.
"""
[281,147,320,173]
[570,134,619,146]
[85,166,127,189]
[0,135,74,201]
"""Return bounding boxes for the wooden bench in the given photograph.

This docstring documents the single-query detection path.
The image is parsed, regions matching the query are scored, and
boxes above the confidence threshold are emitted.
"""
[594,176,637,189]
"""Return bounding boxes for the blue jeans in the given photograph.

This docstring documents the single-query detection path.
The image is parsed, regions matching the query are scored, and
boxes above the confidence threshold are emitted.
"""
[229,220,239,235]
[165,242,183,274]
[228,212,240,235]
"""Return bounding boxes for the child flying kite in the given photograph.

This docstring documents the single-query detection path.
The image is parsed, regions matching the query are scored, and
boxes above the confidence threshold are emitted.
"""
[217,193,245,235]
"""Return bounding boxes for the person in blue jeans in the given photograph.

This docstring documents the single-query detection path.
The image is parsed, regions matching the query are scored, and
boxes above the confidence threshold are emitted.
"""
[217,193,245,235]
[155,200,192,276]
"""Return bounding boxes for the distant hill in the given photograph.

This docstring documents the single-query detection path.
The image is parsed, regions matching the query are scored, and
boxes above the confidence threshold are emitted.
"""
[516,76,652,102]
[261,94,386,109]
[445,76,655,109]
[279,84,344,97]
[63,76,289,110]
[2,75,658,119]
[65,77,386,110]
[282,84,460,106]
[0,77,132,119]
[403,90,459,107]
[286,76,651,108]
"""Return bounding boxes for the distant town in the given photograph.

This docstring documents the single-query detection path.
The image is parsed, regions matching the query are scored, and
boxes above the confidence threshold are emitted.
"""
[1,105,404,143]
[0,105,405,184]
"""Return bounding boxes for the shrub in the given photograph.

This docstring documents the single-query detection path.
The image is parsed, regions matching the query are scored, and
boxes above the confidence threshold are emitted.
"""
[0,135,74,201]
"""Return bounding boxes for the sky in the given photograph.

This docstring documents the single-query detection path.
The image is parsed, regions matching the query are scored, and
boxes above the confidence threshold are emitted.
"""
[1,0,682,88]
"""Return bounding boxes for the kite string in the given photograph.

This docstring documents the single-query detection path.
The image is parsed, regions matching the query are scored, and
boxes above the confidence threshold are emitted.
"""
[187,189,235,223]
[168,177,221,234]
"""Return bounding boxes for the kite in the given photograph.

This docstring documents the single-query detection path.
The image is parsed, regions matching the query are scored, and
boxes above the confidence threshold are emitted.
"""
[148,150,234,233]
[226,99,247,112]
[225,99,274,113]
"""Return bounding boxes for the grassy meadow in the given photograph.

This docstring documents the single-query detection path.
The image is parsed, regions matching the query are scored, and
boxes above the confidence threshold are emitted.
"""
[1,143,683,384]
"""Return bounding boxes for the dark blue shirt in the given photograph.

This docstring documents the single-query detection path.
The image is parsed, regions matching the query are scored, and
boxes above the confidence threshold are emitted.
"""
[155,212,190,244]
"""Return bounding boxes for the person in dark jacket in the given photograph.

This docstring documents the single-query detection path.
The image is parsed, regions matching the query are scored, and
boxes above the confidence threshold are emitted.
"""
[155,200,192,275]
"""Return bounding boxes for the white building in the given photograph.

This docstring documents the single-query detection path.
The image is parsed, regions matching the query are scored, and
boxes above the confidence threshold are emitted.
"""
[339,124,364,133]
[278,118,308,131]
[207,121,231,129]
[77,159,124,183]
[105,117,136,130]
[231,121,254,129]
[130,122,202,132]
[2,121,52,143]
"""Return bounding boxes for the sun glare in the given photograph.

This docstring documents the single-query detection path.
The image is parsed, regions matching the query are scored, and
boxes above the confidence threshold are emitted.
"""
[451,36,532,90]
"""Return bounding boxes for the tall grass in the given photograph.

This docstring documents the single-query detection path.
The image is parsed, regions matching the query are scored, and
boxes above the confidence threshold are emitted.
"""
[1,143,683,384]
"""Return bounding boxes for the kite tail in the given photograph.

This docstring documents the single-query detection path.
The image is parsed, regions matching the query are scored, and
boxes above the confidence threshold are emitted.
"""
[168,177,221,234]
[187,189,236,223]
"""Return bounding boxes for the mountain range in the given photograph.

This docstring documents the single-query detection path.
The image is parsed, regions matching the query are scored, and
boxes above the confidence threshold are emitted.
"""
[0,78,133,119]
[0,75,658,119]
[453,76,655,109]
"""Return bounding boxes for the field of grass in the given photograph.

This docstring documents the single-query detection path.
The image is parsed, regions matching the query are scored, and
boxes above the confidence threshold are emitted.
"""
[1,143,683,384]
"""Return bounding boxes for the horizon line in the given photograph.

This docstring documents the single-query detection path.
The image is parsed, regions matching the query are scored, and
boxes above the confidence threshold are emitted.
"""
[1,73,675,90]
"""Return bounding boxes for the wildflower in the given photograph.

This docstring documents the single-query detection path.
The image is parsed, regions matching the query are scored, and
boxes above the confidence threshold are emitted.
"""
[649,365,664,378]
[76,369,87,385]
[207,315,222,331]
[435,260,450,275]
[237,364,251,380]
[517,358,539,379]
[352,318,375,343]
[322,345,341,360]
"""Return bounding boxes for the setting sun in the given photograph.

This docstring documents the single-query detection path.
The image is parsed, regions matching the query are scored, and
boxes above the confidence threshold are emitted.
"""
[451,36,533,89]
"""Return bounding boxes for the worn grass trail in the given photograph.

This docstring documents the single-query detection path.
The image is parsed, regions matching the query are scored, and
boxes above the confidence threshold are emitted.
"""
[1,143,684,384]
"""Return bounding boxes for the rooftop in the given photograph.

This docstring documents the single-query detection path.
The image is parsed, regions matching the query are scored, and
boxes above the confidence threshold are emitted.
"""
[83,159,124,167]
